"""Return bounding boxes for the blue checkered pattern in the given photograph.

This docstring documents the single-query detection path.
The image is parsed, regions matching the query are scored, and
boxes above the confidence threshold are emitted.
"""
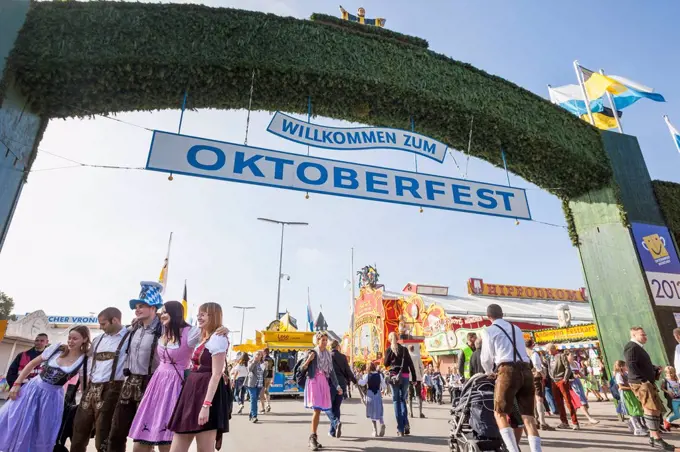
[129,281,164,309]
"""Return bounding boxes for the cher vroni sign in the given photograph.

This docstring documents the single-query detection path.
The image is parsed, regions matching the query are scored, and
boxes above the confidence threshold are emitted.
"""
[267,112,448,163]
[146,131,531,220]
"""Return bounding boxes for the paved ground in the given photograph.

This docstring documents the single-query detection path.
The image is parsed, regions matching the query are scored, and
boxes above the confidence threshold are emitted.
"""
[77,396,679,451]
[3,395,676,451]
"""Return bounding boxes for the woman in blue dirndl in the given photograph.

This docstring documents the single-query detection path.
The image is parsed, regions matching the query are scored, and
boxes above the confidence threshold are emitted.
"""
[301,331,342,451]
[0,326,90,452]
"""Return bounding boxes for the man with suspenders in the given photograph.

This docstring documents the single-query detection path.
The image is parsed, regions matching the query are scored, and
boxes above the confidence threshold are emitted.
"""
[71,307,131,452]
[108,281,164,452]
[480,304,543,452]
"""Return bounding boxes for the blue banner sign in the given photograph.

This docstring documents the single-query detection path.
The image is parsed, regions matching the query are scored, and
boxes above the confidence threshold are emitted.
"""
[266,112,448,163]
[631,222,680,307]
[146,131,531,221]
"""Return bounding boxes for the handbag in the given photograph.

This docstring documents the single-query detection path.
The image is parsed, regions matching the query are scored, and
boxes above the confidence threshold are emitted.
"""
[388,348,405,385]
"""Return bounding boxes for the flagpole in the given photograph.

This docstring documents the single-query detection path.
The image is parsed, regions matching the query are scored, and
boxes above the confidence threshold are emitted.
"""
[160,232,173,295]
[573,60,595,125]
[349,247,356,366]
[664,115,680,154]
[600,69,623,133]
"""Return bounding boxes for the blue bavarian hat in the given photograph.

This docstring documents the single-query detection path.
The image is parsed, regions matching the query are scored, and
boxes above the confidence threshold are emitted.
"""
[129,281,164,309]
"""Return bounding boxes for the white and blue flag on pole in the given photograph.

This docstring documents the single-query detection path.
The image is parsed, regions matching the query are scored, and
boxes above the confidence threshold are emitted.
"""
[664,115,680,153]
[307,298,314,332]
[608,75,665,110]
[548,84,605,117]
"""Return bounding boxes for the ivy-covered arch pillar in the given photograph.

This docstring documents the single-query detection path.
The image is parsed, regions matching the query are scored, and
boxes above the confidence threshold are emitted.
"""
[570,131,673,369]
[0,0,47,250]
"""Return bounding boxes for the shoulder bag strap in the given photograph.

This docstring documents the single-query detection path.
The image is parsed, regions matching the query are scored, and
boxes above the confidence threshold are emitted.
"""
[163,345,185,384]
[111,330,132,382]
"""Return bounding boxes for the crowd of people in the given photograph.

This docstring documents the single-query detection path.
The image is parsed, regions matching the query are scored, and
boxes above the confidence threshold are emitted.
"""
[2,293,680,451]
[0,281,232,452]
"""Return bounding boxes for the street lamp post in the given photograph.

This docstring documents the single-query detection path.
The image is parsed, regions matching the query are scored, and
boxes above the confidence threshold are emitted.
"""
[233,306,256,345]
[257,217,309,319]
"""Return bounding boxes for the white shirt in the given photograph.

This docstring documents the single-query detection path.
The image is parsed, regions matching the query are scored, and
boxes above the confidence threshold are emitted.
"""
[41,343,85,373]
[89,328,130,384]
[674,343,680,375]
[231,364,248,379]
[481,319,530,373]
[204,334,229,355]
[160,326,201,350]
[530,350,543,373]
[358,371,387,391]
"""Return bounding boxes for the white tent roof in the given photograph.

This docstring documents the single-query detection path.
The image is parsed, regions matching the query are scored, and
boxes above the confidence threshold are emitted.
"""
[382,290,593,327]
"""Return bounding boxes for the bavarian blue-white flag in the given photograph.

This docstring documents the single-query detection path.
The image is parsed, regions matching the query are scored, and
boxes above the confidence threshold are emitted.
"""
[548,84,605,117]
[664,115,680,153]
[608,75,665,110]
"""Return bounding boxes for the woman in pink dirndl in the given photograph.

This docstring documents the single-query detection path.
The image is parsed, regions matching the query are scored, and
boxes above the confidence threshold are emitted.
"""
[129,301,199,451]
[301,331,342,451]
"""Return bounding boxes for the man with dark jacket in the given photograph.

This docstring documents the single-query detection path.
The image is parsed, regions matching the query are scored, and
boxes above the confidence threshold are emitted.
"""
[469,336,484,377]
[326,340,357,438]
[624,326,674,451]
[6,333,48,387]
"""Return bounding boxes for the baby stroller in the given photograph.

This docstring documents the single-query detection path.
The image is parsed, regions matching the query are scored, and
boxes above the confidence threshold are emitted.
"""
[449,373,508,452]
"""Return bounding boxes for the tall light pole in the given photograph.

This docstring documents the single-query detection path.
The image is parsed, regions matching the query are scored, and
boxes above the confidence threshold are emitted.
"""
[257,217,309,319]
[233,306,256,345]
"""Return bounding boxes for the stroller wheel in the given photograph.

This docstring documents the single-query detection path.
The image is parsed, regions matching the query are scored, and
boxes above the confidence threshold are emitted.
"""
[464,443,481,452]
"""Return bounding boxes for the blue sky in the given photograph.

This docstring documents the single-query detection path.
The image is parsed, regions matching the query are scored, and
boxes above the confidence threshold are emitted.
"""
[1,0,679,341]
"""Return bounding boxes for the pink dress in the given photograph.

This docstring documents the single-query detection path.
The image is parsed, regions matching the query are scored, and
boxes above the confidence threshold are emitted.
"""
[129,326,194,445]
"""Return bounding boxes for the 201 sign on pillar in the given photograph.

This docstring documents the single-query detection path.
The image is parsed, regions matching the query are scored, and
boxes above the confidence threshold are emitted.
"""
[632,222,680,307]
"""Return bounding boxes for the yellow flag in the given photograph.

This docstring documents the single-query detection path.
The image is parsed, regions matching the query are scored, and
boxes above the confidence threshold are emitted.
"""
[581,68,627,101]
[581,112,618,130]
[182,280,188,320]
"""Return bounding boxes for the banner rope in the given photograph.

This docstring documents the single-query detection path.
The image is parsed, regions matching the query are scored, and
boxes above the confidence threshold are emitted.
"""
[464,115,474,179]
[411,117,423,213]
[501,147,519,225]
[305,96,312,199]
[244,69,256,146]
[169,86,190,181]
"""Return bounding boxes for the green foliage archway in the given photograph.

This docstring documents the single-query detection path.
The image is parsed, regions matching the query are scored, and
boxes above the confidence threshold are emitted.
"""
[5,1,611,200]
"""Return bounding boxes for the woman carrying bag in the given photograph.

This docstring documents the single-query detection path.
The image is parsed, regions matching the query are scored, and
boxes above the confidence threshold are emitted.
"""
[383,331,417,437]
[300,331,342,451]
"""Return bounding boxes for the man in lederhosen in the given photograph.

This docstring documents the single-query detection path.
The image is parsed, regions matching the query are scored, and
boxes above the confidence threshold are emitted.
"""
[481,304,543,452]
[71,307,131,452]
[108,281,164,452]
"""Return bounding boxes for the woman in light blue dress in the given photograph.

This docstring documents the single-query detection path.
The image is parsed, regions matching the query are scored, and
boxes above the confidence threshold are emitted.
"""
[0,326,90,452]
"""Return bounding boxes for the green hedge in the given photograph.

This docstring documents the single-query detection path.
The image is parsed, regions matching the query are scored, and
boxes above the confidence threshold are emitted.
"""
[6,1,611,197]
[310,13,429,49]
[653,180,680,242]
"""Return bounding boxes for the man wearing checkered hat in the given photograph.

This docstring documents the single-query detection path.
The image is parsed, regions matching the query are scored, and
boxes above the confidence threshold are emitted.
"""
[108,281,164,452]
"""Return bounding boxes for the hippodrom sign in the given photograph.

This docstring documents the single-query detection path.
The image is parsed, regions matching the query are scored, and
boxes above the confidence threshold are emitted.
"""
[146,131,532,221]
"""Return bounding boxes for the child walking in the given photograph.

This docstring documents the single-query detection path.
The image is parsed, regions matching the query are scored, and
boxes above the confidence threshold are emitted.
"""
[661,366,680,430]
[358,362,387,437]
[614,360,646,436]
